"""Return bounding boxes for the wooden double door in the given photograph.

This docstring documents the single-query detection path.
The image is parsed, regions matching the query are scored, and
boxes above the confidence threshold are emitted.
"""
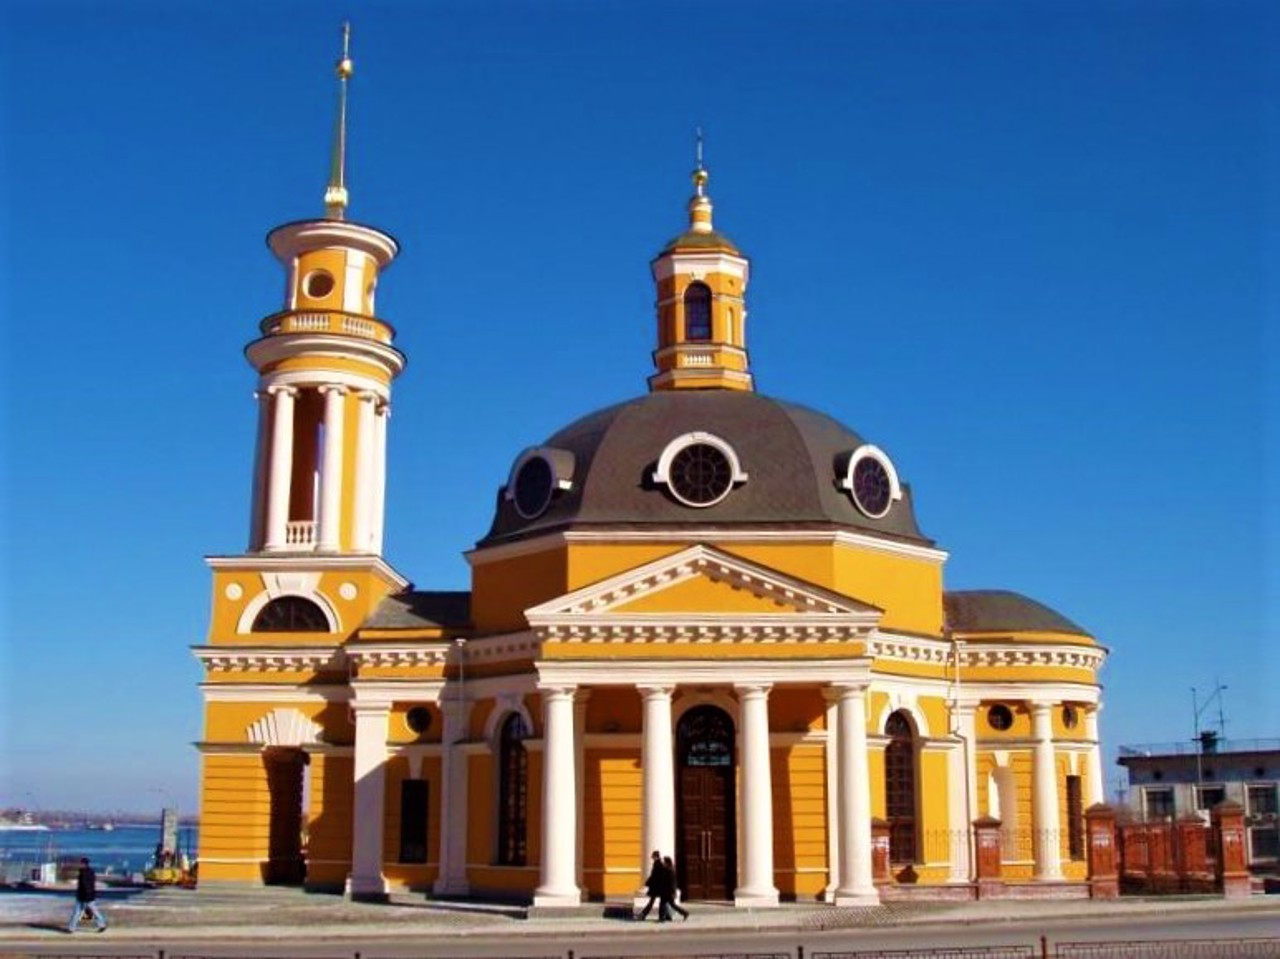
[676,705,737,900]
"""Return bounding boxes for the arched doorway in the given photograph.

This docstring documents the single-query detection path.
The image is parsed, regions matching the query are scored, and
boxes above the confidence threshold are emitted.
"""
[884,710,919,865]
[676,704,737,900]
[264,747,308,884]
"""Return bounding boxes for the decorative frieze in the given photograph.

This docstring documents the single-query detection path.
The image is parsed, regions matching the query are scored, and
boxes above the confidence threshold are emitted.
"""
[194,646,344,673]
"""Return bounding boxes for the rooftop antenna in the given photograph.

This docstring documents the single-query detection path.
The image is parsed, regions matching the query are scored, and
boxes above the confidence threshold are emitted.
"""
[324,22,354,220]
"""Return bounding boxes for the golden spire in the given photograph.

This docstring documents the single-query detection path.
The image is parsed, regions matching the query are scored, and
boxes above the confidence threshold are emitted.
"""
[688,126,714,234]
[324,22,354,220]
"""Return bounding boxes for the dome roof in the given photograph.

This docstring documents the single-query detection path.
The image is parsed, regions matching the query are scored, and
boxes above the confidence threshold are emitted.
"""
[943,590,1090,637]
[479,390,933,548]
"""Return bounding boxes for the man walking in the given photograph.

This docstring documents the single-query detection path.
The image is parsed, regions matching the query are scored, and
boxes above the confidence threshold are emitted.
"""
[635,850,664,920]
[66,857,107,934]
[659,855,688,921]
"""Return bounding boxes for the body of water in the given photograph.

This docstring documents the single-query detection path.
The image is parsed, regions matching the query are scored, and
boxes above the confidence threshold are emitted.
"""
[0,824,198,876]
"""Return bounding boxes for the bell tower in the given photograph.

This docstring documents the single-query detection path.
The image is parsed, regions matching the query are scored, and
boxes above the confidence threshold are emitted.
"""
[649,133,753,392]
[244,24,404,556]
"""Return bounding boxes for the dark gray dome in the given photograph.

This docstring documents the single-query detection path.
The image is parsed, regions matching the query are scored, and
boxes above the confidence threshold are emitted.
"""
[479,391,933,549]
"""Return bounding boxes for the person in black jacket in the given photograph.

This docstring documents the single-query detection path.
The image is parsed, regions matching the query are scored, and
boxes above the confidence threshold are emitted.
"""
[635,850,664,920]
[658,855,688,921]
[66,858,107,933]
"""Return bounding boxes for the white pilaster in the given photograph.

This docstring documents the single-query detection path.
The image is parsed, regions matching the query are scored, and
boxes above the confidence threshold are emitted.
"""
[248,390,271,550]
[947,701,978,883]
[822,690,840,900]
[533,684,580,907]
[263,386,297,552]
[1031,701,1063,880]
[1085,705,1105,806]
[433,692,472,895]
[350,700,390,899]
[317,385,347,552]
[833,683,879,906]
[352,391,378,553]
[371,403,389,554]
[637,685,675,901]
[734,683,778,907]
[575,688,590,890]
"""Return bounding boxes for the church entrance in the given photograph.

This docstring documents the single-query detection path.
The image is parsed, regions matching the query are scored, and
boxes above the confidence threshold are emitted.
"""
[676,705,737,900]
[263,747,307,885]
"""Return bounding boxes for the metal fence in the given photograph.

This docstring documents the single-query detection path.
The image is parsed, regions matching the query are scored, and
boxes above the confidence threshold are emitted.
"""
[1056,940,1280,958]
[813,949,1035,959]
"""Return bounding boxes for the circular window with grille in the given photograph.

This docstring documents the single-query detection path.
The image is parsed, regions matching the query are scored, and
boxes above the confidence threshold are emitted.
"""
[512,455,555,519]
[987,704,1014,731]
[652,432,747,509]
[839,445,901,519]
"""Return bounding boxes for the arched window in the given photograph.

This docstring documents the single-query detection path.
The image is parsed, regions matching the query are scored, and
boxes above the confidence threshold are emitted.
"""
[497,712,530,866]
[884,710,919,864]
[683,282,712,341]
[251,596,329,632]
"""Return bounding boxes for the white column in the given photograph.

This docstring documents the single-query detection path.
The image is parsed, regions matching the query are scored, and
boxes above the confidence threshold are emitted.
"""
[1031,701,1063,880]
[263,386,297,551]
[636,685,675,901]
[1085,705,1105,806]
[350,701,390,899]
[734,683,778,907]
[352,391,378,552]
[317,385,347,551]
[822,690,840,901]
[371,403,389,554]
[533,685,580,907]
[247,391,270,550]
[575,688,590,891]
[947,701,978,882]
[433,692,472,895]
[833,682,878,905]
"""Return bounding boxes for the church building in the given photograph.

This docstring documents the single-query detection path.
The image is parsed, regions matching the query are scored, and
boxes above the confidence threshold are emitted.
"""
[195,35,1108,907]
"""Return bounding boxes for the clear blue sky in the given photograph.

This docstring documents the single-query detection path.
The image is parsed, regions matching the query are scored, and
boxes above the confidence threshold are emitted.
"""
[1,1,1275,813]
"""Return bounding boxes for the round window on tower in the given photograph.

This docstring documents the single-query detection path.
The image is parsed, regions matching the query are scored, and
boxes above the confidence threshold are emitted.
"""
[652,432,748,509]
[303,269,335,299]
[405,706,432,736]
[987,704,1014,731]
[838,445,902,519]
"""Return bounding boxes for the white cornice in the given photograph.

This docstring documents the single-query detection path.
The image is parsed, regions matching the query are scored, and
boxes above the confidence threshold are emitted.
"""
[267,219,399,267]
[244,334,406,378]
[650,252,749,282]
[536,658,873,688]
[345,644,451,668]
[961,644,1106,672]
[199,682,350,703]
[869,634,951,666]
[193,646,345,673]
[206,553,410,588]
[463,631,541,665]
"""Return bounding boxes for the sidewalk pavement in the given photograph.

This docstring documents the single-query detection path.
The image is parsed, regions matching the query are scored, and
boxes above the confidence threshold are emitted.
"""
[0,887,1275,943]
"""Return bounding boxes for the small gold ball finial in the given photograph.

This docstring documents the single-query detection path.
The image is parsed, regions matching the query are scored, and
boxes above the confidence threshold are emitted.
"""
[337,56,354,79]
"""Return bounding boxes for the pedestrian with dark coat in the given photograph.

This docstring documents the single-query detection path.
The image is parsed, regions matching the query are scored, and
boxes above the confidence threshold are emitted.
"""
[659,855,688,921]
[66,857,107,933]
[635,850,664,920]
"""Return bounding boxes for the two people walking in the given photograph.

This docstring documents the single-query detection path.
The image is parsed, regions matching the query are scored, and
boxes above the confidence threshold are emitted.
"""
[637,850,688,922]
[66,857,108,934]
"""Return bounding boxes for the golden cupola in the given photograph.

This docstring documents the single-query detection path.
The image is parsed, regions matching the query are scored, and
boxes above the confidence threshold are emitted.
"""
[243,24,405,556]
[648,134,753,392]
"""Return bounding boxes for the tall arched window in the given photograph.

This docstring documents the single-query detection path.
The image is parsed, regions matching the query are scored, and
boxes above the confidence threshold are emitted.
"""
[251,596,329,632]
[497,712,530,866]
[884,710,919,864]
[683,282,712,341]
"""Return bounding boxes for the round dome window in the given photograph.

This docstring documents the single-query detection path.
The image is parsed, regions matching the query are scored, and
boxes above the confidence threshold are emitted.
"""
[852,456,892,518]
[513,455,555,519]
[303,269,335,299]
[669,443,733,507]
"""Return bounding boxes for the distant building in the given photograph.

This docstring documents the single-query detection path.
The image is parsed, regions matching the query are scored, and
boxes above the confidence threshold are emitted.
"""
[1117,733,1279,872]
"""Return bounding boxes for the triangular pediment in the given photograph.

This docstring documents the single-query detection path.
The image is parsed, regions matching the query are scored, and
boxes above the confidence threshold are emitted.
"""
[526,544,882,642]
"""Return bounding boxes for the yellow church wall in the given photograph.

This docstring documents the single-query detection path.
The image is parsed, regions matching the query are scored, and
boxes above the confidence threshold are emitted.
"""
[979,702,1033,738]
[541,641,864,661]
[305,752,352,888]
[918,696,951,740]
[831,544,944,636]
[294,249,349,311]
[339,390,359,550]
[868,748,886,819]
[198,753,271,883]
[1053,704,1092,740]
[465,752,492,871]
[472,549,569,633]
[203,699,352,745]
[587,689,641,733]
[582,748,642,898]
[962,666,1097,685]
[771,744,828,900]
[386,703,442,745]
[352,662,448,682]
[381,755,440,891]
[870,660,951,682]
[613,575,808,615]
[770,688,826,732]
[919,749,951,835]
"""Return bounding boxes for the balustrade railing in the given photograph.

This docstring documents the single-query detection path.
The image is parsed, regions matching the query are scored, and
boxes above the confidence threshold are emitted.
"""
[260,309,394,344]
[284,520,316,547]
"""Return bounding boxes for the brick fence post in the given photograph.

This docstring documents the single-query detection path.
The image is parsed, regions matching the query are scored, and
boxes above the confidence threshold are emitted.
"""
[973,816,1003,900]
[1211,800,1251,899]
[1175,814,1209,893]
[1084,803,1118,899]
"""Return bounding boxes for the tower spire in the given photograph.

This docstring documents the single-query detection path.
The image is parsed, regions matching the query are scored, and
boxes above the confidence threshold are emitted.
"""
[324,22,354,220]
[688,125,713,234]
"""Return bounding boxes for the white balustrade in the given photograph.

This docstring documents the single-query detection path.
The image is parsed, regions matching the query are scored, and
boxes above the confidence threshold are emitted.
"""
[285,520,316,547]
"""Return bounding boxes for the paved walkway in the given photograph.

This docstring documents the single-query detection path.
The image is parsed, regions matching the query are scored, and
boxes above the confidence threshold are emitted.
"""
[0,887,1274,943]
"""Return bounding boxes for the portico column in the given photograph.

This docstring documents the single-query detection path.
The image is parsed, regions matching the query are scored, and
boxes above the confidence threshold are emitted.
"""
[317,385,347,551]
[350,700,390,899]
[833,682,878,905]
[433,688,472,895]
[1085,705,1105,806]
[248,390,271,550]
[371,402,389,554]
[533,684,580,907]
[575,688,590,890]
[352,391,378,552]
[822,689,840,900]
[734,683,778,907]
[637,685,675,900]
[947,701,978,882]
[263,385,297,551]
[1031,701,1063,880]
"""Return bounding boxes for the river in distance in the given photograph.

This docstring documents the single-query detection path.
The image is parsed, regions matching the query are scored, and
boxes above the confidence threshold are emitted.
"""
[0,824,199,877]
